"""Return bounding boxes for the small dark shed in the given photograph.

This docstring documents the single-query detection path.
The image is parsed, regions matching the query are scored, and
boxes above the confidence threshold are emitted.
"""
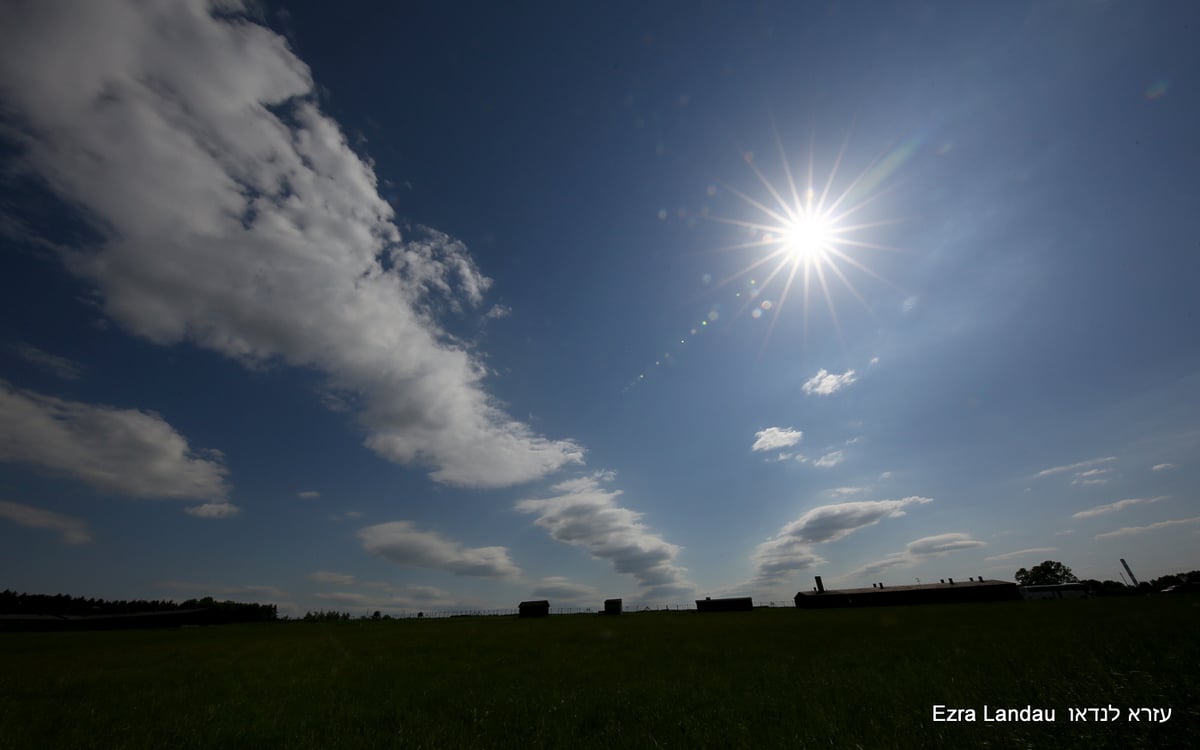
[604,598,622,616]
[695,596,753,612]
[518,600,550,618]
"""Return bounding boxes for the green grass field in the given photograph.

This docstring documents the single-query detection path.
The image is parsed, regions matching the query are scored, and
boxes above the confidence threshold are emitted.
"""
[2,597,1197,749]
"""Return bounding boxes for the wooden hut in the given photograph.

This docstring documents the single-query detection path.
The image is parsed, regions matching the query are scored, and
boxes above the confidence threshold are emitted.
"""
[518,600,550,618]
[695,596,753,612]
[603,598,622,616]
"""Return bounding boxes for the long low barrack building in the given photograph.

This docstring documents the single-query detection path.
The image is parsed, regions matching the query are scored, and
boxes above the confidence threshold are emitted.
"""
[794,576,1020,609]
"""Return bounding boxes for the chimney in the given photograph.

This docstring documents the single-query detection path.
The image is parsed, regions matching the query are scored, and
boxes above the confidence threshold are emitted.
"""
[878,582,884,589]
[814,576,825,593]
[940,579,945,584]
[948,577,955,585]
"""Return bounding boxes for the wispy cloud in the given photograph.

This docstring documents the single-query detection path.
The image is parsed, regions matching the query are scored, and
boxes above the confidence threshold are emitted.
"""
[850,533,986,578]
[1094,517,1200,541]
[814,450,845,468]
[297,490,320,499]
[749,497,933,590]
[752,427,803,452]
[1151,463,1174,471]
[10,343,83,380]
[531,577,600,602]
[184,502,241,519]
[984,547,1058,562]
[1072,496,1168,520]
[359,521,520,578]
[0,499,91,544]
[0,0,582,488]
[0,381,229,501]
[516,472,692,599]
[802,368,857,396]
[1070,467,1112,486]
[1032,456,1116,479]
[310,571,356,585]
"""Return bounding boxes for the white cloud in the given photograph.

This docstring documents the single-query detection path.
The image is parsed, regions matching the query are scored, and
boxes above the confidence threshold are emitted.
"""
[748,497,933,590]
[184,502,241,519]
[828,486,868,497]
[1070,467,1112,486]
[868,356,880,366]
[1032,456,1116,479]
[752,427,803,452]
[310,571,355,585]
[0,499,91,544]
[802,368,857,396]
[1054,529,1075,536]
[11,343,83,380]
[0,381,229,501]
[159,581,288,602]
[0,0,582,489]
[775,497,933,545]
[358,521,520,578]
[901,296,919,314]
[314,583,458,613]
[1094,516,1200,541]
[814,450,845,468]
[532,576,600,601]
[297,490,320,499]
[849,532,986,578]
[484,304,511,320]
[1151,463,1175,471]
[984,547,1059,562]
[1072,496,1168,520]
[516,472,691,598]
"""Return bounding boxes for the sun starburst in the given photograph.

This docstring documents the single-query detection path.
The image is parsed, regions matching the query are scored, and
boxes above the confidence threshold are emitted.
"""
[704,130,908,346]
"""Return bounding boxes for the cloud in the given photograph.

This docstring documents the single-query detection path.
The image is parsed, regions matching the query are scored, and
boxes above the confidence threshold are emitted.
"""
[310,571,356,585]
[516,472,691,596]
[358,521,520,578]
[314,583,458,612]
[984,547,1059,562]
[297,490,320,499]
[849,533,986,578]
[10,343,83,380]
[0,0,582,488]
[752,427,803,452]
[775,497,933,545]
[531,576,599,601]
[1070,467,1112,486]
[901,296,919,314]
[484,304,511,320]
[1094,516,1200,541]
[828,486,868,497]
[184,502,241,519]
[0,499,91,544]
[0,381,229,500]
[802,368,857,396]
[1151,463,1174,471]
[1032,456,1116,479]
[1072,496,1168,520]
[814,450,846,468]
[747,497,933,589]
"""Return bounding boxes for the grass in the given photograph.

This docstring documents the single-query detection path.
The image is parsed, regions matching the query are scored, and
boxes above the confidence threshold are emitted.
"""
[1,597,1197,748]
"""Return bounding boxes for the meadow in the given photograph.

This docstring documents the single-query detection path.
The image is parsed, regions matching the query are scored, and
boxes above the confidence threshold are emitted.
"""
[1,597,1196,749]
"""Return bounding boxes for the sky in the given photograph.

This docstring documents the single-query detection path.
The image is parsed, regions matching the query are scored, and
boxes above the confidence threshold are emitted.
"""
[0,0,1197,616]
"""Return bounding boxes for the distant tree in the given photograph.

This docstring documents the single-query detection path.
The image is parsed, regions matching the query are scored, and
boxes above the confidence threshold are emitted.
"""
[1015,560,1079,586]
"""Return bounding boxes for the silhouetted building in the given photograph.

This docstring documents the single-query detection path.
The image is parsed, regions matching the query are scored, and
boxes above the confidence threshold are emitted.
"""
[518,600,549,618]
[1020,583,1087,600]
[696,596,753,612]
[603,598,622,616]
[794,578,1020,609]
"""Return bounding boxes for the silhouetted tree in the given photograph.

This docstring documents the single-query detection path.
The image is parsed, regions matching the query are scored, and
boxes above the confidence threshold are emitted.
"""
[1015,560,1079,586]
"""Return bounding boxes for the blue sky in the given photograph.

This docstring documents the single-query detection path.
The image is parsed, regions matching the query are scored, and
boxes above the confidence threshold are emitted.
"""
[1,0,1197,616]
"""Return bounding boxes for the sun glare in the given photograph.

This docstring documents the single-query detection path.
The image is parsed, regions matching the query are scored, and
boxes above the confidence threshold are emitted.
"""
[702,130,907,346]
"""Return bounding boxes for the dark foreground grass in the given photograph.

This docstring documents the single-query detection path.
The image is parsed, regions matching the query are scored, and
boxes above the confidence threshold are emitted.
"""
[2,597,1197,749]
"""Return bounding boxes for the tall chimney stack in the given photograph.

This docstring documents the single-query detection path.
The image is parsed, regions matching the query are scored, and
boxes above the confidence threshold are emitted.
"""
[814,575,825,593]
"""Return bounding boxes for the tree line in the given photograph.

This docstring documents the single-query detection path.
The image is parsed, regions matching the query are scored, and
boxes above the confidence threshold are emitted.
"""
[0,590,276,622]
[1013,561,1200,594]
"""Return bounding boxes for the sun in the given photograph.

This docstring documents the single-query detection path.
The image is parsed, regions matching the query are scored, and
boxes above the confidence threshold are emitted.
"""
[702,131,907,344]
[780,211,835,265]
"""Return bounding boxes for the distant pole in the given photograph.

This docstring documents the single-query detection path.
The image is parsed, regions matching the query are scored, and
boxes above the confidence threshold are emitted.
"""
[1118,570,1128,586]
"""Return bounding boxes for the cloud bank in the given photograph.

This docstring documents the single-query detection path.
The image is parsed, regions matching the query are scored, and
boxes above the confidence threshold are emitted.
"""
[516,472,692,599]
[0,499,92,544]
[358,521,521,578]
[0,381,229,501]
[0,0,581,488]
